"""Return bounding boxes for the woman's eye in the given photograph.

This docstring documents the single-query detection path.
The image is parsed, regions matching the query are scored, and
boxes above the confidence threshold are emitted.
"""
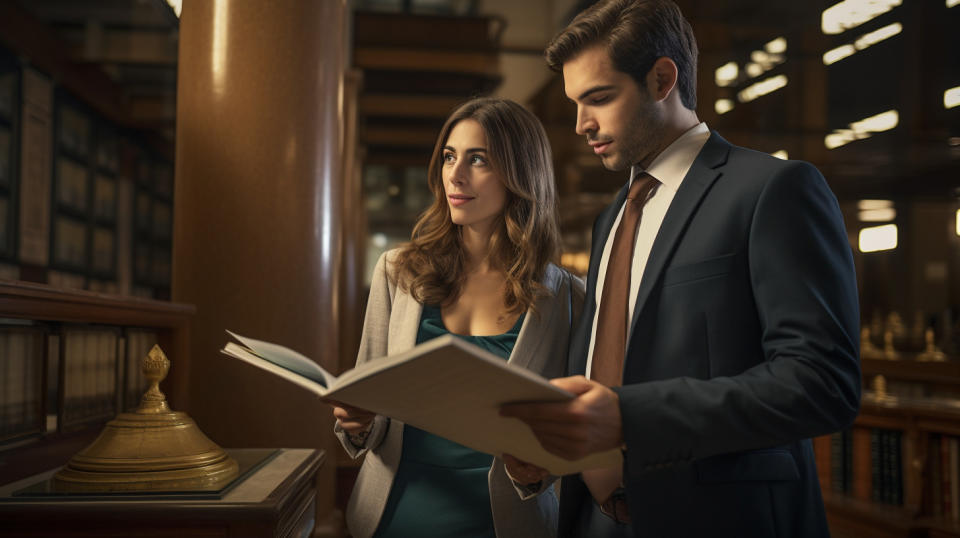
[443,153,455,163]
[470,155,487,165]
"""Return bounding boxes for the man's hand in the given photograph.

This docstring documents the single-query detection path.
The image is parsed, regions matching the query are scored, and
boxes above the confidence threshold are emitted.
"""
[500,376,622,461]
[502,454,550,485]
[327,400,376,434]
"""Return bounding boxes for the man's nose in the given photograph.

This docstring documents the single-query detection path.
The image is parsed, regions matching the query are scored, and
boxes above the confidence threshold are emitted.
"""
[575,106,597,136]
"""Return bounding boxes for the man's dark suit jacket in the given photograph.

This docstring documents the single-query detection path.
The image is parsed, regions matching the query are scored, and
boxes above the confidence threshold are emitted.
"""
[559,132,861,538]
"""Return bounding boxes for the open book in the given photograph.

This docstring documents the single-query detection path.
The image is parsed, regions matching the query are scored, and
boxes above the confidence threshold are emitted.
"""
[222,330,621,475]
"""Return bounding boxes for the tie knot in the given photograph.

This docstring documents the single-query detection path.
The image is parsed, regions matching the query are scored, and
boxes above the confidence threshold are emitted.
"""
[627,173,657,201]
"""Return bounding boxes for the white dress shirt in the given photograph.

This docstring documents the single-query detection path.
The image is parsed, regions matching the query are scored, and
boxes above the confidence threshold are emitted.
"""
[585,122,711,378]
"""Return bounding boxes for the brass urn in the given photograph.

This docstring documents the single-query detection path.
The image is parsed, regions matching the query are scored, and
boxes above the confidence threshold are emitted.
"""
[53,345,238,492]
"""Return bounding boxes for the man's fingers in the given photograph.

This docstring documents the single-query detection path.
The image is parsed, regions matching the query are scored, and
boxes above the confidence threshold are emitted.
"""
[532,434,594,461]
[549,375,596,395]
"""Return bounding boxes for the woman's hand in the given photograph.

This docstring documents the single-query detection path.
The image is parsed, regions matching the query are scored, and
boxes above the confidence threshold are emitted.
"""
[328,400,376,434]
[503,453,549,485]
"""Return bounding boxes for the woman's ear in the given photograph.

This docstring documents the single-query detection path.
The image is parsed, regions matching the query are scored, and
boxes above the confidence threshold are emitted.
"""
[648,57,678,102]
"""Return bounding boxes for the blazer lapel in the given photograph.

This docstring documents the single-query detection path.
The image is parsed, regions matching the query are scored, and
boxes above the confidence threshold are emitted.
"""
[567,183,629,376]
[389,287,423,355]
[627,131,731,338]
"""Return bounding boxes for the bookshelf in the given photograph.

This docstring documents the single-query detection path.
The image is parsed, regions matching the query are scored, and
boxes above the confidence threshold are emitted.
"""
[0,49,18,264]
[0,280,194,488]
[131,150,173,300]
[819,356,960,538]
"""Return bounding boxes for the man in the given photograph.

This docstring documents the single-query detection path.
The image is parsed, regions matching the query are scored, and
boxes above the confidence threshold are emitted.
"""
[500,1,861,536]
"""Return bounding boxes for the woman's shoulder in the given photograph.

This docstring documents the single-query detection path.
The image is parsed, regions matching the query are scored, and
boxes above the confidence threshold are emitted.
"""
[542,263,585,294]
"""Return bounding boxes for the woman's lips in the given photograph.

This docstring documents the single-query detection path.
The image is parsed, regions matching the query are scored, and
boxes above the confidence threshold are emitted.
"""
[448,195,474,207]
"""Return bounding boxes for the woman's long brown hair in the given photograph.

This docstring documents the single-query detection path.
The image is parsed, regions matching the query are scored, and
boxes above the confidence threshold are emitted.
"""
[390,98,561,314]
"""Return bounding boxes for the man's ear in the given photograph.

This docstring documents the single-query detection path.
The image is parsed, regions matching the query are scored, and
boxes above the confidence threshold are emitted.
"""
[648,57,678,102]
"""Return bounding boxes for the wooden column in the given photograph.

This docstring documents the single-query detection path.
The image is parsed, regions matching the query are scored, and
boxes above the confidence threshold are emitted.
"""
[173,0,349,530]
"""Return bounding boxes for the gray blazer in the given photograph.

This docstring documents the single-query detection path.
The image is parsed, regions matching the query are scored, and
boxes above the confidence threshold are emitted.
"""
[336,250,585,538]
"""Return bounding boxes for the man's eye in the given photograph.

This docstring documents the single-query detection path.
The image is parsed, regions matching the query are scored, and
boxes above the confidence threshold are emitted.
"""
[591,96,610,105]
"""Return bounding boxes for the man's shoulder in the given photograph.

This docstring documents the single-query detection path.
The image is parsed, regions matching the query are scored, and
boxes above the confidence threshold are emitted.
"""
[721,140,823,184]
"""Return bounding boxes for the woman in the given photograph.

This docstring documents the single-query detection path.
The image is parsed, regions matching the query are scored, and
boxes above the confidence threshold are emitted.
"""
[331,98,584,538]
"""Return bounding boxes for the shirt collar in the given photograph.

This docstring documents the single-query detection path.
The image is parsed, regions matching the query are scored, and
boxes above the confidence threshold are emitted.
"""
[629,122,710,193]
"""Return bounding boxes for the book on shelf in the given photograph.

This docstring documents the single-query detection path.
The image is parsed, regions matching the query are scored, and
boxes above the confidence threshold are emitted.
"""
[221,330,622,475]
[853,426,872,501]
[943,435,952,518]
[931,434,943,517]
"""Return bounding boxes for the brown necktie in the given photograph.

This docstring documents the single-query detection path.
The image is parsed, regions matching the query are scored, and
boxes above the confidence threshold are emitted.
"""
[590,173,658,385]
[583,172,658,518]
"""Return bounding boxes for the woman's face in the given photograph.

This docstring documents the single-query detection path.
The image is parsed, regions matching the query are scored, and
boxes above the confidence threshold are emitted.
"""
[441,119,508,232]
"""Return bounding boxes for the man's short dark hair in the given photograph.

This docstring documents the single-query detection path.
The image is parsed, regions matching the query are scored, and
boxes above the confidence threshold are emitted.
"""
[545,0,699,110]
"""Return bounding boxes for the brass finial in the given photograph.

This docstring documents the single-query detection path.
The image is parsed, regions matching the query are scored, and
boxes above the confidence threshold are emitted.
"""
[871,374,887,398]
[883,329,899,360]
[918,328,946,362]
[53,344,238,492]
[139,344,171,413]
[861,327,881,359]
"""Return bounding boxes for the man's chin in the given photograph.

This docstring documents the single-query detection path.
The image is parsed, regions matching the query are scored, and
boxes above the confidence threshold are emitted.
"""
[599,153,628,172]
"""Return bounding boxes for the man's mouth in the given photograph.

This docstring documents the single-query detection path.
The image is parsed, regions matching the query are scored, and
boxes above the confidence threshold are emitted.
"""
[590,140,612,155]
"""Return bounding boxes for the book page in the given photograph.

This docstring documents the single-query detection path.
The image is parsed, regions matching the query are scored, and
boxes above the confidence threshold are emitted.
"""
[327,334,622,475]
[221,343,329,397]
[226,330,336,388]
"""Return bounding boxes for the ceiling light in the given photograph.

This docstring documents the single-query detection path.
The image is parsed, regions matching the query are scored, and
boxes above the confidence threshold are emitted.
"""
[946,86,960,109]
[822,0,901,35]
[715,99,734,115]
[715,62,738,87]
[858,208,896,222]
[859,224,897,252]
[823,45,857,65]
[825,110,898,149]
[822,22,902,65]
[858,199,893,210]
[764,37,787,54]
[737,75,788,103]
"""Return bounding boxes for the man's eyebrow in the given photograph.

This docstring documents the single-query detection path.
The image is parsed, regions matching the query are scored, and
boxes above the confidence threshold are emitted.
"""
[576,85,616,102]
[443,145,487,153]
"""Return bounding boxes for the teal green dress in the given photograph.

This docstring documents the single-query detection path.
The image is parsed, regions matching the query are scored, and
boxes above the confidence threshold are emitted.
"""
[373,305,525,538]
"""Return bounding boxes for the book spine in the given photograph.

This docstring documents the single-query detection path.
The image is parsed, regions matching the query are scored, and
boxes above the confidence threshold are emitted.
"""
[844,428,853,494]
[871,429,882,502]
[894,430,903,506]
[853,426,872,501]
[831,431,845,493]
[932,434,943,517]
[944,435,952,517]
[952,437,959,520]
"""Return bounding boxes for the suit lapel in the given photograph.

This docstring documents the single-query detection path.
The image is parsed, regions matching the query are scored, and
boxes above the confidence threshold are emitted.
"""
[627,132,731,338]
[567,183,629,376]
